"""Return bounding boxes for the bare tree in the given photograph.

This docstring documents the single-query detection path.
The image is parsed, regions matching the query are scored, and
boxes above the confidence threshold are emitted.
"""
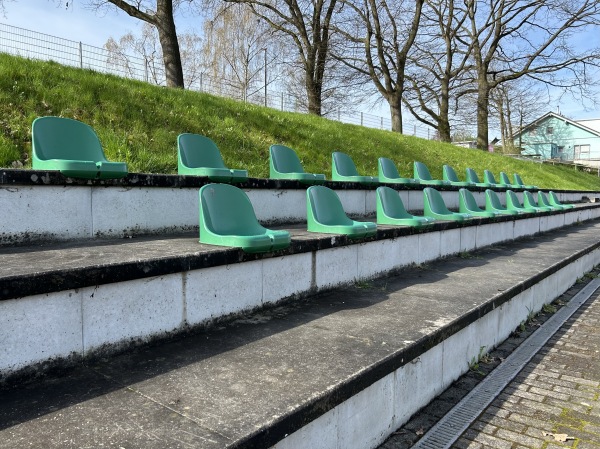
[334,0,424,133]
[89,0,185,88]
[104,23,204,87]
[460,0,600,149]
[401,0,473,142]
[201,3,276,102]
[219,0,339,116]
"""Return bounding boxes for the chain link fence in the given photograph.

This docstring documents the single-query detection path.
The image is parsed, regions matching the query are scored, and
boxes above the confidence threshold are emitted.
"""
[0,22,433,139]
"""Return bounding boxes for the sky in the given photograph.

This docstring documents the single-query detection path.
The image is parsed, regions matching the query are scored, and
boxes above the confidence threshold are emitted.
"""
[1,1,599,131]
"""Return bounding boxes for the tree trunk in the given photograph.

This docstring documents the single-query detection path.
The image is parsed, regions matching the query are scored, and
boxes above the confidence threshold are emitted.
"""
[306,78,322,115]
[438,82,451,142]
[476,80,490,150]
[156,0,184,88]
[389,95,402,133]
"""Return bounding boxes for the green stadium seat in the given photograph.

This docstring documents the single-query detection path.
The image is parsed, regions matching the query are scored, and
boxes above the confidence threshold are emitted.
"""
[178,133,248,182]
[548,191,574,209]
[459,189,498,218]
[32,116,128,179]
[483,170,503,187]
[269,144,326,184]
[414,161,450,186]
[307,186,377,238]
[378,158,419,185]
[537,191,565,211]
[499,172,519,188]
[465,168,493,187]
[485,190,519,215]
[523,191,553,212]
[423,187,472,221]
[376,186,434,227]
[443,164,473,187]
[506,190,538,213]
[514,173,537,190]
[199,183,290,253]
[332,151,378,184]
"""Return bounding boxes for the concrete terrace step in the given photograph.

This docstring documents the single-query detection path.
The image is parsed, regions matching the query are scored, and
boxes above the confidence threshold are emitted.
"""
[1,221,600,449]
[0,168,594,244]
[2,204,600,380]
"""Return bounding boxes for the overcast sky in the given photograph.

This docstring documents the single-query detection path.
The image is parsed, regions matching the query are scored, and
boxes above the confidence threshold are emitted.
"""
[1,1,598,124]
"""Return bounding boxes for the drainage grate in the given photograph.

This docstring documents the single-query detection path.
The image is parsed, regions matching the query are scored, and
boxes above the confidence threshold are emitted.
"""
[411,278,600,449]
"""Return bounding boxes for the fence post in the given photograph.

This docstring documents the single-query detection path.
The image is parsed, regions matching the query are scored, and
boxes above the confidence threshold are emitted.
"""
[414,124,417,136]
[200,72,203,91]
[281,92,284,111]
[381,117,383,129]
[361,112,364,126]
[144,59,149,83]
[338,110,341,121]
[79,42,83,68]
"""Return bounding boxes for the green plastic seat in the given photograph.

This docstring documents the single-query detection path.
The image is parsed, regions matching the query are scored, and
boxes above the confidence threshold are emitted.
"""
[378,158,419,185]
[307,186,377,238]
[443,165,474,187]
[506,190,538,213]
[269,144,326,184]
[459,189,498,218]
[483,170,504,187]
[514,173,537,190]
[523,191,553,212]
[376,186,434,227]
[499,172,519,188]
[537,192,566,211]
[32,116,128,179]
[414,161,450,186]
[485,190,519,215]
[465,168,493,187]
[332,151,378,184]
[548,191,574,209]
[423,187,472,221]
[178,134,248,182]
[199,183,291,253]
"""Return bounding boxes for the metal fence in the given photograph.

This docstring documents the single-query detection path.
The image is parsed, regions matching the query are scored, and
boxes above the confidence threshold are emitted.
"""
[0,22,433,139]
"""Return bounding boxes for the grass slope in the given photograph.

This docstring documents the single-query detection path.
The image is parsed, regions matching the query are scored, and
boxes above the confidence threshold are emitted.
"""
[1,53,598,190]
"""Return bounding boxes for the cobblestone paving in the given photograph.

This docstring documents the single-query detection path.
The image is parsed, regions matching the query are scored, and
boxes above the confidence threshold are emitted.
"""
[380,271,600,449]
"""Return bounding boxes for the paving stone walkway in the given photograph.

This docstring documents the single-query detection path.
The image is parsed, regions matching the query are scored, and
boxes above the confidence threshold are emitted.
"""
[381,271,600,449]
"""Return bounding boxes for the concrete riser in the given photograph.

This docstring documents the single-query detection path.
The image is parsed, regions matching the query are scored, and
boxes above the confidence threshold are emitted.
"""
[272,248,600,449]
[2,207,600,379]
[0,186,585,243]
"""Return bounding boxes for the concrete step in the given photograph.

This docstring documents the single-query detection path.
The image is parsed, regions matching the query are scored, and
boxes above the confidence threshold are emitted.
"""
[2,204,600,380]
[0,168,594,244]
[1,220,600,449]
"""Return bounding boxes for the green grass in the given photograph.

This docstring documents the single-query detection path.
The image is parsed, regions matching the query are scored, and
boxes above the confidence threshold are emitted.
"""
[1,53,599,190]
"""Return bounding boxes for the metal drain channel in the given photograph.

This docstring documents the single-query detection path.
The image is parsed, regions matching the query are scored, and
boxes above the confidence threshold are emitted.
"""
[411,278,600,449]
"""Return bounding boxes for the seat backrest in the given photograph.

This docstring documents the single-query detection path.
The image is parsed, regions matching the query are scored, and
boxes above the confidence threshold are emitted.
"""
[466,168,482,183]
[538,192,552,207]
[307,186,353,226]
[460,188,480,211]
[178,134,227,169]
[424,187,451,214]
[486,189,504,209]
[414,161,433,181]
[548,191,562,205]
[32,116,107,162]
[523,191,538,207]
[513,173,524,186]
[499,172,512,185]
[507,190,524,208]
[270,144,305,174]
[379,157,401,179]
[377,186,410,218]
[200,184,264,236]
[484,170,498,184]
[443,165,460,182]
[332,152,359,177]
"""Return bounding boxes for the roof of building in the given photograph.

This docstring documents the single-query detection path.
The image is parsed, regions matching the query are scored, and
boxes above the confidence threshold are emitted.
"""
[516,112,600,139]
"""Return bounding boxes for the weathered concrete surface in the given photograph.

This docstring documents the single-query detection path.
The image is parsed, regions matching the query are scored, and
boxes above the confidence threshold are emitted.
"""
[0,222,600,448]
